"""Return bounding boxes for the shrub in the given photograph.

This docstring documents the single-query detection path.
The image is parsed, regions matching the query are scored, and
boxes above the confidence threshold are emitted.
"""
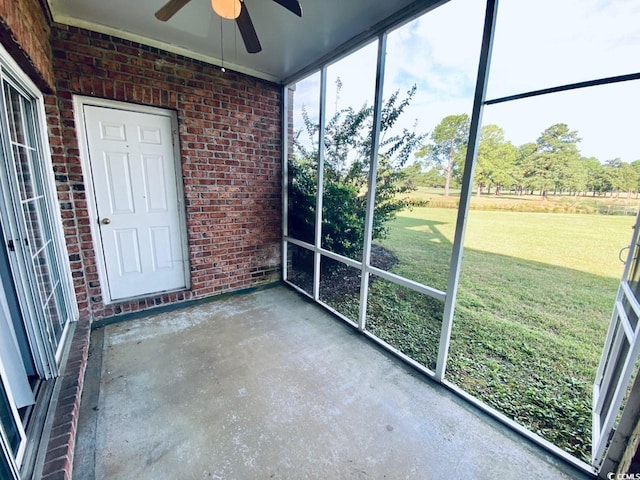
[289,84,424,259]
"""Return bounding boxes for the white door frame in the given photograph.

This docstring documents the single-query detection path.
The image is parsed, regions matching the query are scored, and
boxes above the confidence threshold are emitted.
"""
[73,96,190,304]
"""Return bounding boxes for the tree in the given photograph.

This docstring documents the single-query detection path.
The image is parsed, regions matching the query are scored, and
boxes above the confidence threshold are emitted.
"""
[563,157,588,195]
[605,159,638,198]
[416,114,470,197]
[513,142,537,195]
[289,84,424,259]
[475,124,517,195]
[618,162,638,197]
[577,157,604,196]
[521,123,581,198]
[631,160,640,198]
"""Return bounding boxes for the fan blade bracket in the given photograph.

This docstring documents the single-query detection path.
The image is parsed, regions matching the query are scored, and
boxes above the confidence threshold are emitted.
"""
[271,0,302,17]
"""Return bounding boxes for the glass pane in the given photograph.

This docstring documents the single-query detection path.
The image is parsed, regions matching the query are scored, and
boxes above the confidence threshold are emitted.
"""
[22,201,44,255]
[44,242,64,347]
[321,41,378,261]
[0,379,20,456]
[366,276,443,371]
[599,329,630,434]
[287,72,320,244]
[447,81,637,460]
[53,283,69,335]
[623,296,639,333]
[372,207,454,292]
[481,82,640,193]
[450,215,623,462]
[286,243,314,296]
[0,446,15,480]
[627,241,640,298]
[4,83,25,145]
[33,246,54,307]
[488,0,640,99]
[20,95,37,149]
[44,293,63,343]
[12,146,33,201]
[318,256,359,325]
[371,0,483,289]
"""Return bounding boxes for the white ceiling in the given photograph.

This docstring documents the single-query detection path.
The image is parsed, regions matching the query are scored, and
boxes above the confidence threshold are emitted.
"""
[48,0,432,84]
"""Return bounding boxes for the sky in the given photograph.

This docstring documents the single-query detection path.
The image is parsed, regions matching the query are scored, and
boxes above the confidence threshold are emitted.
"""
[291,0,640,164]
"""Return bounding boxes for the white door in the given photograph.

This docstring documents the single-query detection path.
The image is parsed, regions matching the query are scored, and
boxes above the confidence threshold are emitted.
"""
[593,211,640,468]
[83,105,187,301]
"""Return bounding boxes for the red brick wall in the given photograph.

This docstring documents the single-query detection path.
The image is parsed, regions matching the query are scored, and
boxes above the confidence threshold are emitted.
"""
[50,24,283,321]
[0,0,54,90]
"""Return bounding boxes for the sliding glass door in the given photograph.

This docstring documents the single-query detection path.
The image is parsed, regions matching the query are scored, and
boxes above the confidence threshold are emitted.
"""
[0,44,77,475]
[1,78,71,372]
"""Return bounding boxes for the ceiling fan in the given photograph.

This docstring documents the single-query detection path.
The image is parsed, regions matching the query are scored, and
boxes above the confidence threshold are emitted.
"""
[154,0,303,54]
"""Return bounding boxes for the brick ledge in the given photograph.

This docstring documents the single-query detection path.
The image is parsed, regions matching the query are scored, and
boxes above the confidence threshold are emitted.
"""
[36,317,91,480]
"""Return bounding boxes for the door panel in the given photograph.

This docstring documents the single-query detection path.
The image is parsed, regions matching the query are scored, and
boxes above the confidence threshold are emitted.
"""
[83,106,187,301]
[103,152,135,214]
[0,226,34,379]
[593,212,640,468]
[0,274,34,409]
[0,358,26,465]
[114,229,141,274]
[142,155,168,212]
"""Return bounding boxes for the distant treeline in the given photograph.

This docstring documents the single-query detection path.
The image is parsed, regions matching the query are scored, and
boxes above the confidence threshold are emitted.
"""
[408,114,639,198]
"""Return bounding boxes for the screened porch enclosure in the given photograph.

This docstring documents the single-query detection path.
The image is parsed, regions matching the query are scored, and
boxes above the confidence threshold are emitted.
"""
[283,0,640,474]
[74,285,589,479]
[0,0,638,477]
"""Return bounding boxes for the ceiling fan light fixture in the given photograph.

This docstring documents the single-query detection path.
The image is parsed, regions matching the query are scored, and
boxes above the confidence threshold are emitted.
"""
[211,0,241,20]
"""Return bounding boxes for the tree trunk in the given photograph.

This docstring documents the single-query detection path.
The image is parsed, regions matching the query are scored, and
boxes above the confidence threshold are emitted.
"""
[444,141,454,197]
[444,168,451,197]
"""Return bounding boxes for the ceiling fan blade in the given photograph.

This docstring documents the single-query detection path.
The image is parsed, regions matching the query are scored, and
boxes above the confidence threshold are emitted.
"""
[236,2,262,54]
[271,0,302,17]
[155,0,192,21]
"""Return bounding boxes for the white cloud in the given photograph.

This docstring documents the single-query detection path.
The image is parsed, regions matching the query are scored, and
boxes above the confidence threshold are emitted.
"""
[488,0,640,99]
[289,0,640,163]
[484,80,640,162]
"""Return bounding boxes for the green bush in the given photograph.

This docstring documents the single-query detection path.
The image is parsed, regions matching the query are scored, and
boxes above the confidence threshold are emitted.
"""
[288,84,424,259]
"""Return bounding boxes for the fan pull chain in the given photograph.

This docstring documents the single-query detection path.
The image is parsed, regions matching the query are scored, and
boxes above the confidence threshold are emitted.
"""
[220,17,226,72]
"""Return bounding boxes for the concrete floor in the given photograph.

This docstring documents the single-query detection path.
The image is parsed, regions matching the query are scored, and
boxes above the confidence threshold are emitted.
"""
[74,285,592,479]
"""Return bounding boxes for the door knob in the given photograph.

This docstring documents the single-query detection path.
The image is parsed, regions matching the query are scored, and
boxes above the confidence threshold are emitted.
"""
[101,218,111,225]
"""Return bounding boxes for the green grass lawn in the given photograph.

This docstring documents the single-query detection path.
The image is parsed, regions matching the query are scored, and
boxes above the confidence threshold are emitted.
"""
[367,207,634,461]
